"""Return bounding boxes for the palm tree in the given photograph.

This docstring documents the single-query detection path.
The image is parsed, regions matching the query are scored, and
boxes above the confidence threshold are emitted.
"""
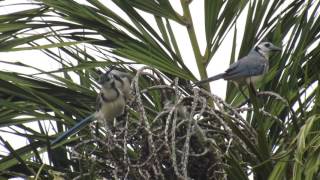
[0,0,319,179]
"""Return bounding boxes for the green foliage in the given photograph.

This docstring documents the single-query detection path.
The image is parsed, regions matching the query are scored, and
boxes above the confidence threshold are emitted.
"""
[0,0,319,179]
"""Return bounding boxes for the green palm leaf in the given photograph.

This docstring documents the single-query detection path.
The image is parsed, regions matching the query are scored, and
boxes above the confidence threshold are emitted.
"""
[0,0,319,179]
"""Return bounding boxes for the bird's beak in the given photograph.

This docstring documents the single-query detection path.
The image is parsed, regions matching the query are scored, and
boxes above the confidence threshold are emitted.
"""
[271,45,282,51]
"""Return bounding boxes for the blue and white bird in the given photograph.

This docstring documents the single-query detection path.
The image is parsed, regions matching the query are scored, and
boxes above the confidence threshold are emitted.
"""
[194,42,281,86]
[51,69,131,145]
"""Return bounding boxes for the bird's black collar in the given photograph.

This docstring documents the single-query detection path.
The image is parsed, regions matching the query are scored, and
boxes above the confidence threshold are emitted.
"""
[100,88,120,103]
[254,46,264,57]
[113,74,123,84]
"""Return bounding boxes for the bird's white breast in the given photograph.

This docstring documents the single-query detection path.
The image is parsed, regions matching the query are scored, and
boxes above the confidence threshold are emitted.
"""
[95,95,125,122]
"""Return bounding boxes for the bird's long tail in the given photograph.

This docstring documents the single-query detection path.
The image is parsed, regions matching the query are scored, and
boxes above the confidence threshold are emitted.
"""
[51,114,95,145]
[194,73,225,86]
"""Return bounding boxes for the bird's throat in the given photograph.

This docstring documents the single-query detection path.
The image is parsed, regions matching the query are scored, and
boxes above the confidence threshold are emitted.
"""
[254,46,269,59]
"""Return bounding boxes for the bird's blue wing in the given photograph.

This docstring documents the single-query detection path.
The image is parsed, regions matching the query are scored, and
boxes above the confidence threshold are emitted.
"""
[51,114,95,145]
[224,55,267,80]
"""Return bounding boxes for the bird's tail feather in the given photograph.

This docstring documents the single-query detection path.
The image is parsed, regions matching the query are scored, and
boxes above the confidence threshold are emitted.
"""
[51,114,95,145]
[194,73,225,86]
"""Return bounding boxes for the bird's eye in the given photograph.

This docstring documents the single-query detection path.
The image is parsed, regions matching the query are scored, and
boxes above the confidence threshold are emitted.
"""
[265,43,270,48]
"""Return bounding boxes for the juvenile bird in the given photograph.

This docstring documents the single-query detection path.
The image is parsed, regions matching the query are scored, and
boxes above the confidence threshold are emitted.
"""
[51,69,131,145]
[95,70,127,127]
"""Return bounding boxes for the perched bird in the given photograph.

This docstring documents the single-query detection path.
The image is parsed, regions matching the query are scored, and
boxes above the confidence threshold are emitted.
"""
[95,70,126,128]
[194,42,281,86]
[51,69,131,145]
